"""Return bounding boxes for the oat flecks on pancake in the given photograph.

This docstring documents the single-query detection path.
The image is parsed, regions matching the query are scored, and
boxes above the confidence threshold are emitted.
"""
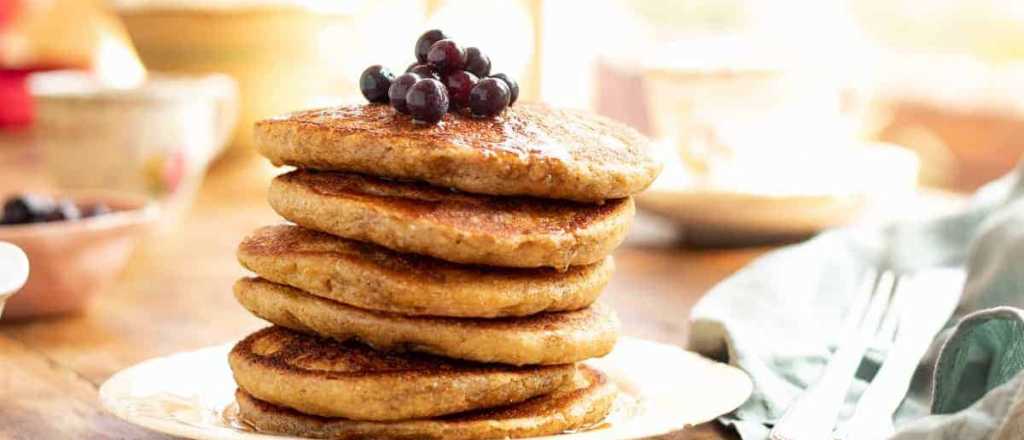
[268,170,635,269]
[254,103,662,202]
[228,326,576,422]
[237,224,613,317]
[234,277,620,365]
[235,365,616,440]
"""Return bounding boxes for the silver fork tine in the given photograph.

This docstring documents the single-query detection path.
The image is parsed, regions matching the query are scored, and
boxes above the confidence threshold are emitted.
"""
[835,270,965,440]
[769,270,901,440]
[874,274,906,349]
[837,270,881,341]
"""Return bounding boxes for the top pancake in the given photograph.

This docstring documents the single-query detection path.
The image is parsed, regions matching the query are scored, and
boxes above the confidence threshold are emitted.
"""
[254,103,662,202]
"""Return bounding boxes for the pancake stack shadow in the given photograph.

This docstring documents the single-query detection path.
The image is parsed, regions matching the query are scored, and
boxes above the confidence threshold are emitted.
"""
[229,103,661,440]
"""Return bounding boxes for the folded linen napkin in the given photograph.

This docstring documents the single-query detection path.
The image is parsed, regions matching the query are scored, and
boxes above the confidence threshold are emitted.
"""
[689,160,1024,439]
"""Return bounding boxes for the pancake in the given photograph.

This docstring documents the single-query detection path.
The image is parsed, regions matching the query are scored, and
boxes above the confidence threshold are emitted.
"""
[234,278,620,365]
[229,326,575,422]
[268,170,634,269]
[237,225,612,318]
[235,364,616,440]
[254,103,661,202]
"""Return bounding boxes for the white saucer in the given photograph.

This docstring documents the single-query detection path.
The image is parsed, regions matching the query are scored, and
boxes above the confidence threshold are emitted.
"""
[100,336,752,440]
[638,143,920,246]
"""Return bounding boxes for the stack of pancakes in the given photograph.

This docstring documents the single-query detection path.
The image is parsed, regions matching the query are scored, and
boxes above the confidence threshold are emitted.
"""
[229,103,661,440]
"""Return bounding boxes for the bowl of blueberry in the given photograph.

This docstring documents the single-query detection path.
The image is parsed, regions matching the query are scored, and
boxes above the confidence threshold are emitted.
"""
[359,29,519,124]
[0,192,158,319]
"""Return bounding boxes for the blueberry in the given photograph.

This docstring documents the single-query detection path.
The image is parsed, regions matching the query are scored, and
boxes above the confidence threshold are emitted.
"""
[44,199,81,222]
[83,203,111,218]
[1,194,54,225]
[426,39,466,74]
[388,73,421,114]
[444,71,478,109]
[414,29,448,64]
[464,47,491,78]
[405,78,449,124]
[469,78,510,117]
[407,64,440,81]
[1,197,33,224]
[359,65,394,103]
[490,73,519,106]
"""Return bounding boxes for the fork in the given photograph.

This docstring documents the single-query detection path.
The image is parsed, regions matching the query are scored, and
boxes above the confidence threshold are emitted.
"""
[769,270,902,440]
[834,269,965,440]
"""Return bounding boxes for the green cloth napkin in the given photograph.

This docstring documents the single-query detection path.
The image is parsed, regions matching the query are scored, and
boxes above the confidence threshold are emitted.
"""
[689,160,1024,439]
[893,307,1024,439]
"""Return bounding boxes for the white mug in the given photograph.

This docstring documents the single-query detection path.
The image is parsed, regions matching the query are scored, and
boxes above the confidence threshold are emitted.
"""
[29,71,238,199]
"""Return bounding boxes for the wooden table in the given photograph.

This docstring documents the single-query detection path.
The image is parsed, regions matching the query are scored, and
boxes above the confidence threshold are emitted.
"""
[0,158,787,439]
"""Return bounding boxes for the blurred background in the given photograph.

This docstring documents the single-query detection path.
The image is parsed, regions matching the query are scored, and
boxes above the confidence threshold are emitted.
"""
[4,0,1023,191]
[1,0,1023,317]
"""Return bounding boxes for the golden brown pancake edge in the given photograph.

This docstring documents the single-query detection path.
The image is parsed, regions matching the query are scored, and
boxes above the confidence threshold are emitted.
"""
[267,170,635,269]
[234,277,621,365]
[228,326,577,421]
[237,224,614,317]
[235,364,616,440]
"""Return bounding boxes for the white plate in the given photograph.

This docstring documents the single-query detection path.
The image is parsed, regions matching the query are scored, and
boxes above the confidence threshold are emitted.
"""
[0,242,29,317]
[100,336,753,440]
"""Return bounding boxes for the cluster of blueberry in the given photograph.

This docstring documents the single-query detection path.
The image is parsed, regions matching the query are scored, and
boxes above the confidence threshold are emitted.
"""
[360,29,519,124]
[1,194,110,225]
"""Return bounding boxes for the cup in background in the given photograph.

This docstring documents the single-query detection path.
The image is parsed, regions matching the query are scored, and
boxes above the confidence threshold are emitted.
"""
[116,3,348,157]
[28,71,238,224]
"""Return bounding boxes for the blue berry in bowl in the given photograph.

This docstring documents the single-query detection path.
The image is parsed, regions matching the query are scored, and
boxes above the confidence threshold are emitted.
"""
[464,47,491,78]
[426,39,466,74]
[83,203,111,218]
[444,70,479,109]
[490,73,519,106]
[2,194,54,225]
[388,73,421,114]
[406,78,449,124]
[359,65,395,103]
[469,78,510,117]
[415,29,448,64]
[45,199,81,222]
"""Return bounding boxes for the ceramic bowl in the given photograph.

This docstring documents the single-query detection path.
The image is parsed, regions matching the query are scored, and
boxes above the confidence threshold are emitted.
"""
[0,192,158,319]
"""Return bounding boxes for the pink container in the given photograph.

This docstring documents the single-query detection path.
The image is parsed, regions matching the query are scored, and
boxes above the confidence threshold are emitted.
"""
[0,192,158,319]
